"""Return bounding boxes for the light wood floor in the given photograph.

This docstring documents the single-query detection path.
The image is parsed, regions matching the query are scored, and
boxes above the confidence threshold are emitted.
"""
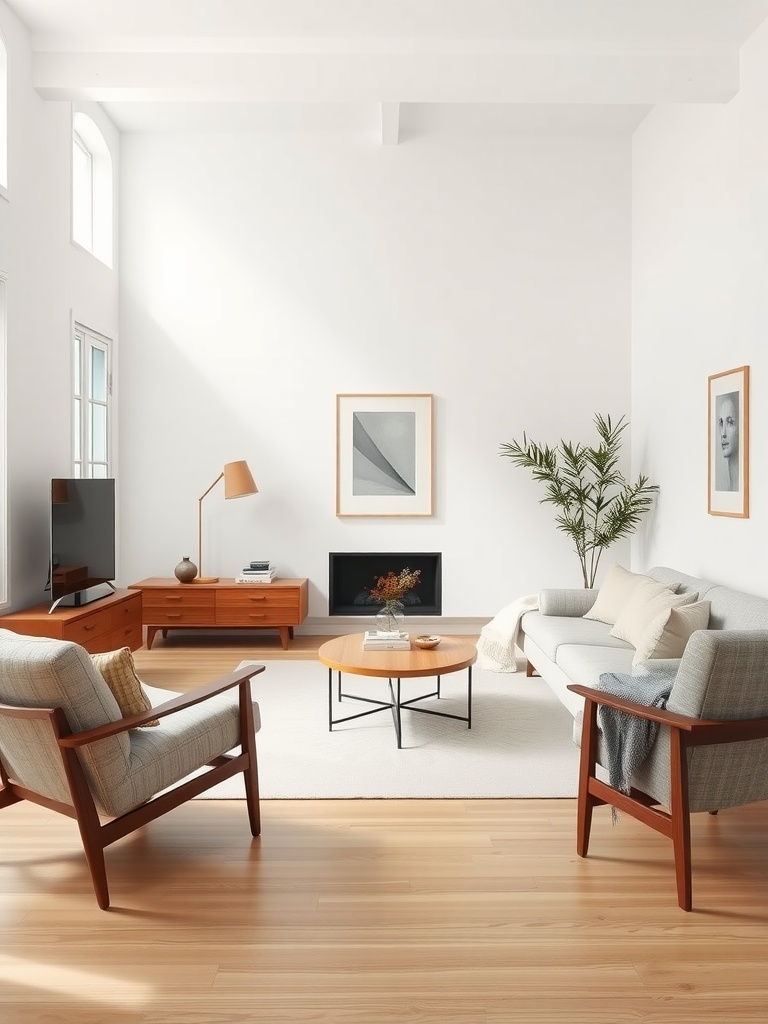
[2,633,768,1023]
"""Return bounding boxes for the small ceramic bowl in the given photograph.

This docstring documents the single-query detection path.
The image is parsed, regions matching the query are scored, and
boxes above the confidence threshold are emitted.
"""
[414,635,441,650]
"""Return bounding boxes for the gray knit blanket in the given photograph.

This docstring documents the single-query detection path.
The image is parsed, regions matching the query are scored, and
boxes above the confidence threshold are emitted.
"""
[597,670,677,798]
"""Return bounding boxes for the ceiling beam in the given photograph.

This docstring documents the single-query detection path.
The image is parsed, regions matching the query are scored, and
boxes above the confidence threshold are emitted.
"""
[30,50,741,106]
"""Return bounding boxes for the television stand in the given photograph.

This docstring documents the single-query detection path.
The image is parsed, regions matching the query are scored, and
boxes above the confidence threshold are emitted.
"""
[50,581,117,612]
[1,589,142,653]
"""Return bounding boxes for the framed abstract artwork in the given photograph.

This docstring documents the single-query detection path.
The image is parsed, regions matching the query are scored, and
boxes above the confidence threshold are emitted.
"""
[708,365,749,518]
[336,393,434,516]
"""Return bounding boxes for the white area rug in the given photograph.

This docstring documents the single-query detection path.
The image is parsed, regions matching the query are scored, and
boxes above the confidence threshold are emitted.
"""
[155,659,580,799]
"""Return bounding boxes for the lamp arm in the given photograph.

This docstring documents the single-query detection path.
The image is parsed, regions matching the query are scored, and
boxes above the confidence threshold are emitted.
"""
[198,472,224,503]
[197,472,224,578]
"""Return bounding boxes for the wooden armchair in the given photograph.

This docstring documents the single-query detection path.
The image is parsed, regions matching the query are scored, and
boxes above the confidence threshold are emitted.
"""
[0,628,264,909]
[568,629,768,910]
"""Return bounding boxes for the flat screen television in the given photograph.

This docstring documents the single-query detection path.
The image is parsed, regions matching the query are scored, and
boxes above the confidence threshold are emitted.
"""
[50,478,116,610]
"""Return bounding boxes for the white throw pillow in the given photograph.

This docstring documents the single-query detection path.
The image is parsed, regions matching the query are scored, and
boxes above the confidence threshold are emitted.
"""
[583,564,678,626]
[633,600,711,666]
[610,579,698,648]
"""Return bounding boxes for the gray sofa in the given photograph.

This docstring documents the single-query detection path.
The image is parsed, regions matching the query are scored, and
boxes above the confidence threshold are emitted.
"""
[520,565,768,721]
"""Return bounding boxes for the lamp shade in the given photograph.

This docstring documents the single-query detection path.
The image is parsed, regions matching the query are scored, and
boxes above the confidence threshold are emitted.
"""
[223,460,258,499]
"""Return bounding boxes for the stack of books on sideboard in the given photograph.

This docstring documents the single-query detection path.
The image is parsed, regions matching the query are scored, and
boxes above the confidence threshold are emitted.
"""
[235,561,277,584]
[362,630,410,651]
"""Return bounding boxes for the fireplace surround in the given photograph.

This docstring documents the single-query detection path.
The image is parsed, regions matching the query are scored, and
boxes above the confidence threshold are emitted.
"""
[329,552,442,617]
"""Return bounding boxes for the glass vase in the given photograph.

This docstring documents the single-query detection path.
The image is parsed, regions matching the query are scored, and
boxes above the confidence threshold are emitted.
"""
[375,599,405,633]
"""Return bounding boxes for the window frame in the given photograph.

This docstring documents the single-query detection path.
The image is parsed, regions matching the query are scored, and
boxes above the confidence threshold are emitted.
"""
[71,111,113,267]
[73,323,112,480]
[72,129,94,252]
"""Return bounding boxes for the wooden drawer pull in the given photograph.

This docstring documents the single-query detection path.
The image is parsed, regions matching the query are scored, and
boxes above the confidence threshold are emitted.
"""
[166,613,182,619]
[83,623,96,632]
[249,596,266,602]
[249,614,266,620]
[165,596,182,602]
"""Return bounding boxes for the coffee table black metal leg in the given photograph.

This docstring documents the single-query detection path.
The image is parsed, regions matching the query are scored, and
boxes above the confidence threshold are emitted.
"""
[328,667,333,730]
[387,677,403,748]
[467,665,472,729]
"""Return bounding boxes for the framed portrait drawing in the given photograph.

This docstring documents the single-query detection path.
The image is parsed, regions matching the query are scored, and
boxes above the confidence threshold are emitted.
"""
[336,393,434,516]
[708,366,749,518]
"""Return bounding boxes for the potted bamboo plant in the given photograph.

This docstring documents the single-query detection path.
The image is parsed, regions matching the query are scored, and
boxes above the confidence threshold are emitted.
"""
[500,413,658,588]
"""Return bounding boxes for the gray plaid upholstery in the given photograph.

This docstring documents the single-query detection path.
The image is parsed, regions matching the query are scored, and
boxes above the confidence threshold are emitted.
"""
[0,629,259,818]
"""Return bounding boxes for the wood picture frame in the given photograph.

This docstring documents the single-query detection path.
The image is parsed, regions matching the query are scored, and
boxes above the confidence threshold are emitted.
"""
[708,366,749,518]
[336,393,434,517]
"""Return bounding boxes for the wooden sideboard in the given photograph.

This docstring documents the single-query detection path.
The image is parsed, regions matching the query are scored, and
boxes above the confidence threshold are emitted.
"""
[128,577,309,650]
[0,589,143,653]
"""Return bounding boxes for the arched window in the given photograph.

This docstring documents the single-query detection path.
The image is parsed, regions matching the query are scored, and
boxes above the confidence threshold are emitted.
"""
[0,31,7,193]
[72,112,113,267]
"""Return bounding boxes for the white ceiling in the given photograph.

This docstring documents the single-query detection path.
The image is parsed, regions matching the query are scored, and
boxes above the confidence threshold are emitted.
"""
[6,0,768,135]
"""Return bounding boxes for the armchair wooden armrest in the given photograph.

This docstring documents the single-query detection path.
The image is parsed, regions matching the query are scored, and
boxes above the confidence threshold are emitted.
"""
[59,663,266,748]
[567,682,768,746]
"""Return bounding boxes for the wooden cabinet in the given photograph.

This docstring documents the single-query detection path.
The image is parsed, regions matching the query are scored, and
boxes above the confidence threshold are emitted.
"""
[129,578,309,650]
[0,590,143,654]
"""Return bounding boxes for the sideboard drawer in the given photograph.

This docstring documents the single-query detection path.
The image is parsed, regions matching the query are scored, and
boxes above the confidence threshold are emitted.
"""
[216,589,301,622]
[142,590,215,626]
[142,590,216,612]
[64,605,114,646]
[108,621,144,651]
[111,592,142,629]
[142,607,215,627]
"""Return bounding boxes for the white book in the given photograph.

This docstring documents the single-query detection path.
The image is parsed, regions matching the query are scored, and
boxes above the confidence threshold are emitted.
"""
[363,640,410,650]
[364,630,408,640]
[235,575,275,584]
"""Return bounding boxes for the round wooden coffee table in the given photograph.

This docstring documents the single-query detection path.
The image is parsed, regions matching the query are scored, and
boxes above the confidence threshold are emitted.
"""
[318,633,477,748]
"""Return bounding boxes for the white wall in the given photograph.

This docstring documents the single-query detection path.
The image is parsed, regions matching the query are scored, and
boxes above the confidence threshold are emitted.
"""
[119,126,632,621]
[631,18,768,596]
[0,1,119,609]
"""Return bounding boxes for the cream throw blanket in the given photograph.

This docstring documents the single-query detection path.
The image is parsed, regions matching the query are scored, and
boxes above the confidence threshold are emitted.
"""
[475,594,539,672]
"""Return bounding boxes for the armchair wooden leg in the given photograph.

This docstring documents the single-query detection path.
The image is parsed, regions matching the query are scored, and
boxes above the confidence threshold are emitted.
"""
[525,661,536,678]
[670,729,693,912]
[239,685,261,838]
[62,750,112,909]
[576,700,600,858]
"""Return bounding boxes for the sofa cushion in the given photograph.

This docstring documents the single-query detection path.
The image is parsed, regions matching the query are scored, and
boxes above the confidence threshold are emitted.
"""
[610,580,698,648]
[555,643,635,690]
[583,564,678,626]
[522,612,632,663]
[633,600,711,665]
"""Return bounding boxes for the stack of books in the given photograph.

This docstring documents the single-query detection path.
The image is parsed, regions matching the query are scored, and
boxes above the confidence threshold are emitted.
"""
[235,561,277,584]
[362,630,410,651]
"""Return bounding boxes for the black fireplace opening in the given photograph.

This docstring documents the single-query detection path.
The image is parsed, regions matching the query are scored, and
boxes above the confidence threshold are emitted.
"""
[329,552,442,616]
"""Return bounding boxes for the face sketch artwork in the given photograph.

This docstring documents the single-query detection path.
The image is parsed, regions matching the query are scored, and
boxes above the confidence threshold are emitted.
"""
[717,392,739,492]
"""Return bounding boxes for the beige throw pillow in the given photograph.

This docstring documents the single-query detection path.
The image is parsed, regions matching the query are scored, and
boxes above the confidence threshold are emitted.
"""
[583,564,678,626]
[610,579,697,649]
[633,600,711,666]
[90,647,159,726]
